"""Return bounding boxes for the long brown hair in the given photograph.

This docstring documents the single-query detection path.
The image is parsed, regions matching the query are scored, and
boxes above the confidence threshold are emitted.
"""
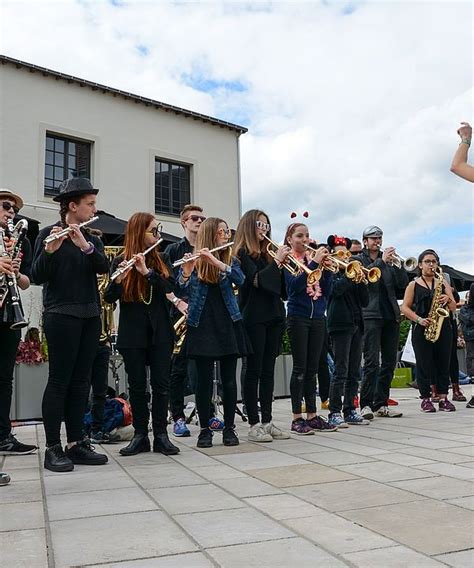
[195,217,232,284]
[121,212,169,302]
[233,209,272,262]
[283,223,307,249]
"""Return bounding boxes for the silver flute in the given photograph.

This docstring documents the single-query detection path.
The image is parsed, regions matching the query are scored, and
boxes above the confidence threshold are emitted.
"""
[172,242,234,267]
[44,216,99,244]
[110,238,163,281]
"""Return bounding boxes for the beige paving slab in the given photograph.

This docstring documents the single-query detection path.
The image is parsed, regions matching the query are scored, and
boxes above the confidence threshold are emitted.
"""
[302,450,377,466]
[414,462,474,481]
[207,537,348,567]
[43,469,135,495]
[245,493,323,519]
[149,483,244,514]
[171,451,220,467]
[434,549,474,567]
[0,479,42,503]
[444,446,474,457]
[376,453,436,466]
[340,500,474,555]
[174,508,294,548]
[196,441,270,455]
[446,496,474,510]
[104,450,175,466]
[0,528,48,568]
[214,476,283,498]
[2,453,40,469]
[192,463,246,481]
[266,439,336,456]
[3,466,40,481]
[47,486,159,521]
[456,461,474,468]
[125,463,208,489]
[215,449,310,471]
[336,461,438,483]
[400,436,469,450]
[288,479,425,512]
[89,552,215,567]
[399,446,474,464]
[342,544,447,567]
[50,510,197,567]
[247,463,357,487]
[298,436,389,456]
[0,501,45,532]
[390,476,474,499]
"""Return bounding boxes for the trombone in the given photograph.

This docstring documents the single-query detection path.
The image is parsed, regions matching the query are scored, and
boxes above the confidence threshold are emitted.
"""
[263,235,321,285]
[378,247,417,272]
[172,242,234,267]
[110,238,163,281]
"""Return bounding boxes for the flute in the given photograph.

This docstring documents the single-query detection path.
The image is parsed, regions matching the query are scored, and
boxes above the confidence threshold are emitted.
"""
[44,216,99,244]
[172,242,234,267]
[110,238,163,281]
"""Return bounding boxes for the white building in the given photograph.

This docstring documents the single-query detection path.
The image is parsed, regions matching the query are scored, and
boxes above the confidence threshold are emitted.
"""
[0,55,247,233]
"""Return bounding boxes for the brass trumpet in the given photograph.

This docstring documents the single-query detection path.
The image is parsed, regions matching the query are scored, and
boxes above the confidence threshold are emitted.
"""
[263,235,321,285]
[172,242,234,268]
[378,247,417,272]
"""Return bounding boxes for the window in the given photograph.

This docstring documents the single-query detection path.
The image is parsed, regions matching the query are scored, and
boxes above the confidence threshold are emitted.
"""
[44,133,91,197]
[155,159,190,216]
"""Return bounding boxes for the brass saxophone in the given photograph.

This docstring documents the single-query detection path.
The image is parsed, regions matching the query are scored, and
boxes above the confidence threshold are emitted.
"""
[173,314,187,355]
[424,266,450,343]
[97,246,124,343]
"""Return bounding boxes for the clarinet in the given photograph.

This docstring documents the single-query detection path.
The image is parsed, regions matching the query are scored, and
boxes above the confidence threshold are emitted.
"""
[2,220,28,330]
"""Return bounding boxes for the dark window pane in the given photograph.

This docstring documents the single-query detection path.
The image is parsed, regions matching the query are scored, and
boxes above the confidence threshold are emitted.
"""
[45,165,53,178]
[54,139,64,152]
[69,143,76,156]
[54,167,64,180]
[154,158,190,216]
[45,151,54,165]
[46,137,54,151]
[54,152,64,166]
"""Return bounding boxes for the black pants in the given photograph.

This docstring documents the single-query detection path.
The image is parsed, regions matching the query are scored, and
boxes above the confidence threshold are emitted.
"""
[243,320,283,425]
[90,344,111,432]
[120,342,173,436]
[169,350,198,421]
[287,316,326,414]
[360,319,399,411]
[195,355,237,429]
[42,314,101,446]
[329,327,363,415]
[318,327,330,403]
[449,318,459,385]
[466,340,474,377]
[412,322,452,399]
[0,323,21,441]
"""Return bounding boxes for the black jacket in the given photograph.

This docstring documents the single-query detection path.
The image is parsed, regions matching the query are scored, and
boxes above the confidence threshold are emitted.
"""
[327,272,369,334]
[460,304,474,342]
[104,254,175,348]
[1,237,32,324]
[31,225,108,311]
[354,249,408,321]
[165,237,193,277]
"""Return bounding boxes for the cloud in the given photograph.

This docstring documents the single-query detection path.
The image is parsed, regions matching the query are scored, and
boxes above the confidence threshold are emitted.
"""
[1,0,473,273]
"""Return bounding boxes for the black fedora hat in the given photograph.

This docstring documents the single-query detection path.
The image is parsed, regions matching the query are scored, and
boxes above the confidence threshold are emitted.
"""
[53,177,99,203]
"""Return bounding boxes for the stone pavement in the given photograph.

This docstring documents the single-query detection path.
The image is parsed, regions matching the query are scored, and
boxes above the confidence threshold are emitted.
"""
[1,388,473,568]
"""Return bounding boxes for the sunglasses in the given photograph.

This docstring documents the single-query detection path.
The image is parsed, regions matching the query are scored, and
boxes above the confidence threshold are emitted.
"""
[185,215,206,223]
[256,220,270,231]
[1,201,19,215]
[217,227,231,237]
[423,259,438,265]
[145,223,163,238]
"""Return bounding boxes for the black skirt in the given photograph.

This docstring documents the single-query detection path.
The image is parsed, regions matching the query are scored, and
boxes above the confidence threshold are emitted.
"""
[186,284,252,359]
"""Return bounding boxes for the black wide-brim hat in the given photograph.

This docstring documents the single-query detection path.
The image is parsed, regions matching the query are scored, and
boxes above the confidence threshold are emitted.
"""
[52,177,99,202]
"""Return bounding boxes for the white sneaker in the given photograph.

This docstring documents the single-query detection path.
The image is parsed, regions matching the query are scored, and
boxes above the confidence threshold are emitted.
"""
[263,422,291,440]
[375,406,403,418]
[248,423,273,442]
[360,406,374,420]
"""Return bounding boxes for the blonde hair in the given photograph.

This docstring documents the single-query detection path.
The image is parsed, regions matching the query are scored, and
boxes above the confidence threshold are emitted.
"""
[195,217,232,284]
[234,209,271,262]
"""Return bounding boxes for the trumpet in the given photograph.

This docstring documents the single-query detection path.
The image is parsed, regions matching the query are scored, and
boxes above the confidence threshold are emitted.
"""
[378,247,417,272]
[110,238,163,281]
[263,235,321,285]
[44,216,99,244]
[172,242,234,267]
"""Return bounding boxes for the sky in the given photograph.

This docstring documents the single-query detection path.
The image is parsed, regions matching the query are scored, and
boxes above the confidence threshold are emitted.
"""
[1,0,473,273]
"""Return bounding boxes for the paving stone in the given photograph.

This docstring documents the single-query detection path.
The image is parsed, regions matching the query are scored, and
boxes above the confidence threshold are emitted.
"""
[390,475,474,499]
[245,494,322,519]
[196,441,270,455]
[192,464,246,481]
[2,453,40,469]
[445,496,474,510]
[0,479,42,504]
[340,500,474,555]
[303,450,377,466]
[342,544,447,567]
[174,508,294,548]
[399,446,474,464]
[434,550,474,567]
[47,487,159,520]
[214,477,283,498]
[414,462,474,481]
[50,510,197,567]
[0,528,48,567]
[288,479,424,512]
[207,537,348,567]
[43,469,135,495]
[444,446,474,457]
[336,461,438,483]
[247,463,356,487]
[149,484,244,514]
[125,463,208,489]
[90,553,215,567]
[3,466,40,481]
[376,453,436,466]
[215,449,310,471]
[0,502,45,531]
[171,451,220,467]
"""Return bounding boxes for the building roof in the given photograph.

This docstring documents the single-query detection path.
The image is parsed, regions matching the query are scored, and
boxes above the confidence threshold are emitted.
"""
[0,55,248,135]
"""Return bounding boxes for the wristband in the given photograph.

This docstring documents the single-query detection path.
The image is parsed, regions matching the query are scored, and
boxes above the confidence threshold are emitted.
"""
[145,269,153,279]
[461,138,471,146]
[171,296,179,305]
[81,241,95,255]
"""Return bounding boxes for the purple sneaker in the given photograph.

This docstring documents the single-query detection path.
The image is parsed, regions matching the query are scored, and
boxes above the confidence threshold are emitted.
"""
[439,399,456,412]
[291,418,314,436]
[421,399,436,413]
[306,415,338,432]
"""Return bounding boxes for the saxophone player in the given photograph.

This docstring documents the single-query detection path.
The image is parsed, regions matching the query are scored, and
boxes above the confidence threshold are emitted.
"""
[401,250,457,413]
[0,189,37,457]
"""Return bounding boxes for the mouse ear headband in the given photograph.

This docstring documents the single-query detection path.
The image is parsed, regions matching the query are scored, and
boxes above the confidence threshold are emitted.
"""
[327,234,352,251]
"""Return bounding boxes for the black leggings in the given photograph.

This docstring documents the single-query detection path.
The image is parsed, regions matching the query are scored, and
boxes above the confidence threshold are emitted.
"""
[194,355,237,429]
[412,322,452,399]
[0,324,21,440]
[90,344,111,432]
[243,320,283,426]
[287,316,326,414]
[318,328,330,403]
[42,314,101,446]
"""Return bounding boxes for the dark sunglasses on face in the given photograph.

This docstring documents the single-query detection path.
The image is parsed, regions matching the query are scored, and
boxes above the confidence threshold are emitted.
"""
[217,227,231,237]
[185,215,206,223]
[256,220,270,231]
[1,201,19,215]
[146,223,163,238]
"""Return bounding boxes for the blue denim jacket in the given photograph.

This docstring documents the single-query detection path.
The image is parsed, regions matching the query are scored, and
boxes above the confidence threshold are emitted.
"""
[178,257,245,327]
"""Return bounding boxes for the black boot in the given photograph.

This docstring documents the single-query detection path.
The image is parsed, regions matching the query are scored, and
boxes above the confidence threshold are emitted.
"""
[223,427,239,447]
[197,428,213,448]
[119,434,151,456]
[65,440,108,465]
[153,433,180,455]
[44,443,74,472]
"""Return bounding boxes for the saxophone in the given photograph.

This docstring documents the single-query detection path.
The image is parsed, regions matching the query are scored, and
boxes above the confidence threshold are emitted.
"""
[97,246,124,343]
[424,266,450,343]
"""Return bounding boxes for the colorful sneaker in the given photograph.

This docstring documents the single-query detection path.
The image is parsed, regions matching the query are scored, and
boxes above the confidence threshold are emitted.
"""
[328,412,348,429]
[0,434,37,455]
[466,396,474,409]
[439,399,456,412]
[90,431,112,444]
[375,406,403,418]
[262,422,291,440]
[353,396,359,409]
[173,418,191,437]
[421,398,436,413]
[290,418,314,435]
[387,398,399,406]
[208,417,225,431]
[360,406,374,420]
[306,415,338,432]
[344,410,370,425]
[248,423,273,442]
[320,400,329,410]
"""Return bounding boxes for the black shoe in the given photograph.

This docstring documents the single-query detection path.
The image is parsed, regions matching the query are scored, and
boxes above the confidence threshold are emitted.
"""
[153,433,180,455]
[0,433,38,455]
[197,428,213,448]
[44,444,74,472]
[119,434,151,456]
[467,396,474,409]
[223,427,239,447]
[65,440,108,465]
[0,472,11,485]
[90,431,118,444]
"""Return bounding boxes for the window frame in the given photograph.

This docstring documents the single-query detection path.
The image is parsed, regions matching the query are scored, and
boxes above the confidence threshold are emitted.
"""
[154,157,191,218]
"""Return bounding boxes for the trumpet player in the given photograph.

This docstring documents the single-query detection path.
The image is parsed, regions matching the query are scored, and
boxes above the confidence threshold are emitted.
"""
[356,226,407,420]
[104,213,179,456]
[0,189,37,457]
[31,178,109,472]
